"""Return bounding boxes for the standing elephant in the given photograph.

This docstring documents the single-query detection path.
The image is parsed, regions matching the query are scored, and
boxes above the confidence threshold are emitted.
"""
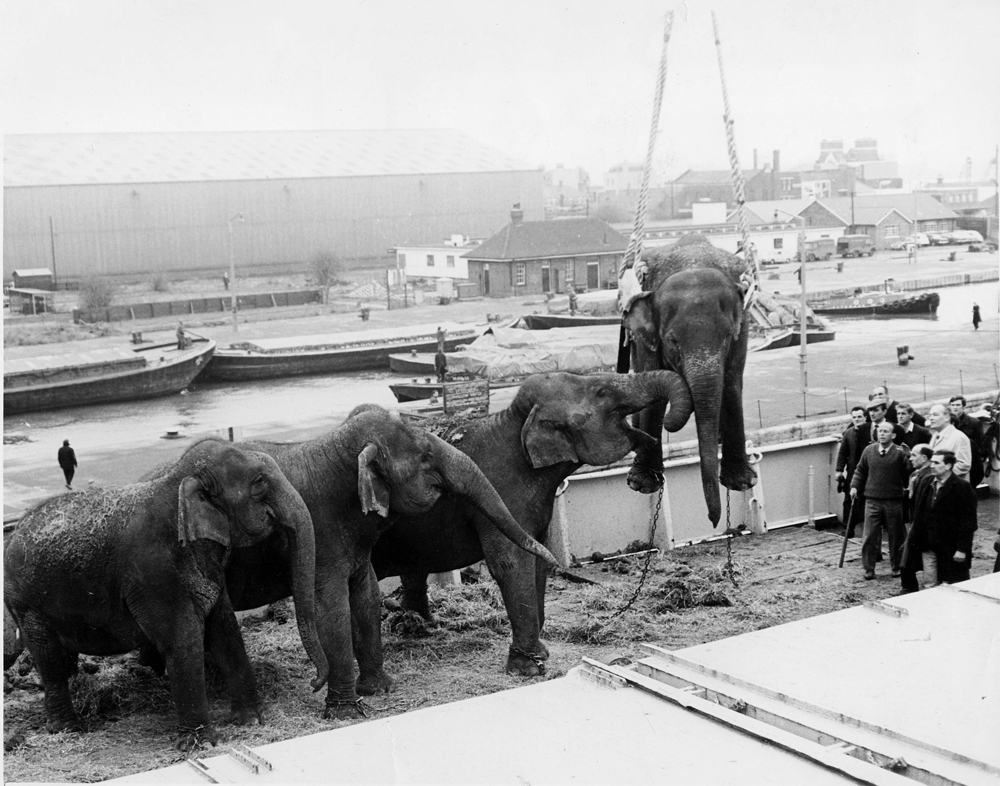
[3,441,327,749]
[220,406,559,718]
[371,369,693,675]
[623,235,757,525]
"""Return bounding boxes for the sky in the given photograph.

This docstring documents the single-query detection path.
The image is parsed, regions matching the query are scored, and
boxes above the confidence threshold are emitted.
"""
[3,0,999,185]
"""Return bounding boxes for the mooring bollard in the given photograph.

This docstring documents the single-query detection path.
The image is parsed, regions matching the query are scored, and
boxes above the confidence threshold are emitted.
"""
[896,345,914,366]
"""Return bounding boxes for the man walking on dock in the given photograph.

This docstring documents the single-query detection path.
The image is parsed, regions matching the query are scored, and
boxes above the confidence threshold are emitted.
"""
[851,421,911,580]
[909,451,977,586]
[57,439,77,490]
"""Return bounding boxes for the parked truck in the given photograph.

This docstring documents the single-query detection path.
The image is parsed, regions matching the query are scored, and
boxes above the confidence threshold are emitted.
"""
[803,239,836,261]
[836,235,876,258]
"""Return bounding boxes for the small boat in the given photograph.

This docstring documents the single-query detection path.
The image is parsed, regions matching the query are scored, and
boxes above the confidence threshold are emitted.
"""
[749,327,836,352]
[3,339,216,415]
[520,313,622,330]
[389,376,521,403]
[810,290,940,317]
[205,322,483,383]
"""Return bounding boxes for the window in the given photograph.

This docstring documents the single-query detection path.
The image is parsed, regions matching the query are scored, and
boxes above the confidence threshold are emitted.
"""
[565,260,574,282]
[426,254,435,267]
[516,262,526,285]
[885,226,899,238]
[780,177,794,191]
[446,255,455,268]
[397,252,406,268]
[773,238,784,250]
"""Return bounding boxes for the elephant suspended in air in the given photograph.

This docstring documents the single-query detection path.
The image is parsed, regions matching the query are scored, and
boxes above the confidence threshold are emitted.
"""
[623,234,758,526]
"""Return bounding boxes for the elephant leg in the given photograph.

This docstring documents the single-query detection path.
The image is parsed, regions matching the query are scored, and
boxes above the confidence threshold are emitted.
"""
[533,558,551,660]
[17,610,81,733]
[398,573,434,621]
[628,400,667,494]
[481,544,547,677]
[352,564,395,697]
[204,592,264,726]
[137,636,166,677]
[316,582,366,720]
[135,598,218,750]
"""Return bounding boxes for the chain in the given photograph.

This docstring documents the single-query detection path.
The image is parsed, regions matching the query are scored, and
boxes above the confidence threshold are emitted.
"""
[724,490,738,588]
[608,483,663,619]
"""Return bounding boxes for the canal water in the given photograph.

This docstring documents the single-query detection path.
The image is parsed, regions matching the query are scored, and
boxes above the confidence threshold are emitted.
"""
[4,281,997,473]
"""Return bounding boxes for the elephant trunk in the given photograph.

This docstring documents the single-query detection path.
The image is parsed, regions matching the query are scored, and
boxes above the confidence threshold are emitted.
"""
[427,434,560,568]
[686,351,726,527]
[271,475,329,691]
[616,370,693,431]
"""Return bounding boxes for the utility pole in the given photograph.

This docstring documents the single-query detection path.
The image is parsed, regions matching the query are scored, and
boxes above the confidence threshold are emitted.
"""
[49,217,58,287]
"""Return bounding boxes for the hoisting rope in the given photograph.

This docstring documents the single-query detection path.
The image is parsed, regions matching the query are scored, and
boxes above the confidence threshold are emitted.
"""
[711,11,759,311]
[617,11,674,313]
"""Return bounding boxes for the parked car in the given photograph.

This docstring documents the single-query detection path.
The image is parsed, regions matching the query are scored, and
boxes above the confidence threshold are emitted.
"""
[968,241,998,253]
[947,229,984,244]
[803,238,836,261]
[926,233,950,245]
[836,234,876,258]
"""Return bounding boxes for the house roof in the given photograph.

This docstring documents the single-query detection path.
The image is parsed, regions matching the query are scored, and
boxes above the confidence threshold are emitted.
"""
[728,198,815,224]
[3,130,533,187]
[463,218,627,261]
[672,169,763,185]
[817,193,958,225]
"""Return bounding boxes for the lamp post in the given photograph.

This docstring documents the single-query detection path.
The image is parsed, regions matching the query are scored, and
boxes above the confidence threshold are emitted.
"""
[774,209,809,394]
[228,213,244,332]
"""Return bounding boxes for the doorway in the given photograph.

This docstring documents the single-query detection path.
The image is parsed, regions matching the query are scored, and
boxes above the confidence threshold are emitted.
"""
[483,263,490,296]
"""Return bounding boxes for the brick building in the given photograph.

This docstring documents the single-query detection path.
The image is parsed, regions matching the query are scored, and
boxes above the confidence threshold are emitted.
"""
[462,207,626,298]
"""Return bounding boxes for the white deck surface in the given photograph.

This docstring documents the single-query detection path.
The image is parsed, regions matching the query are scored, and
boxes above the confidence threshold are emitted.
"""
[104,574,1000,785]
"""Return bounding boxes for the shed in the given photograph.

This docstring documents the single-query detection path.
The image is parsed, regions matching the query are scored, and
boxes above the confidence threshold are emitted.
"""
[7,288,54,315]
[11,268,54,290]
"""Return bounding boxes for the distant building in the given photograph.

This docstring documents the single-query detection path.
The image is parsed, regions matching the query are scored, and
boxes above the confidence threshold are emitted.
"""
[544,165,591,219]
[604,161,658,192]
[800,192,959,248]
[462,206,626,297]
[811,138,899,187]
[915,178,998,208]
[393,235,480,280]
[3,130,544,282]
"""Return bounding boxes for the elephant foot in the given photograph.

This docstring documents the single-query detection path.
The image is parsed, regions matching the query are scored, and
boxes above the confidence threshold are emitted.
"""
[356,669,396,696]
[627,461,664,494]
[323,697,372,721]
[46,716,83,735]
[505,645,547,677]
[720,461,757,492]
[176,724,218,751]
[389,610,433,637]
[227,701,265,727]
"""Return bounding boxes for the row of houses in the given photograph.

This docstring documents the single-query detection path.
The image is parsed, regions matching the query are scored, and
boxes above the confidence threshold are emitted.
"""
[395,190,980,298]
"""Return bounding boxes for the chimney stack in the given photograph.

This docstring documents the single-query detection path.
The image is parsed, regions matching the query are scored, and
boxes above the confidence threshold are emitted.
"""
[753,149,758,169]
[773,150,780,172]
[510,202,524,225]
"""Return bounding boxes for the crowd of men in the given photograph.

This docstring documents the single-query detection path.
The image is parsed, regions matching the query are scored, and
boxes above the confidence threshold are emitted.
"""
[835,385,993,592]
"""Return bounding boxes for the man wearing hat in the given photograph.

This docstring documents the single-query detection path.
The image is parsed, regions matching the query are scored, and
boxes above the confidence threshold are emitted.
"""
[866,397,905,446]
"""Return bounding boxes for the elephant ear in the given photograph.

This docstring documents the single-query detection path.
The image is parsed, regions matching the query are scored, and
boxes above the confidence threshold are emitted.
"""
[357,443,390,518]
[624,294,659,354]
[522,404,580,468]
[177,476,231,548]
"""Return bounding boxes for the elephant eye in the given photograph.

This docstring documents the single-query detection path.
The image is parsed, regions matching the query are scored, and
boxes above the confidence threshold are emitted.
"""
[250,475,268,499]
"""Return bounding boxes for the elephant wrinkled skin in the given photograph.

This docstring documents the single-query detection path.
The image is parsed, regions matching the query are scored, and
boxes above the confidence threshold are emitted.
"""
[370,370,692,676]
[221,406,559,718]
[3,441,326,749]
[624,235,758,525]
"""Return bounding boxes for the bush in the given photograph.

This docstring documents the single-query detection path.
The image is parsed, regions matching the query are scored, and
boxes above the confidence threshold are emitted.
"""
[311,251,345,289]
[79,277,119,309]
[149,274,169,292]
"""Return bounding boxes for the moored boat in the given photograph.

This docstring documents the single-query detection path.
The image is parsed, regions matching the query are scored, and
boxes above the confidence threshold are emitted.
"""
[810,290,940,317]
[204,322,483,382]
[520,312,621,330]
[3,339,215,415]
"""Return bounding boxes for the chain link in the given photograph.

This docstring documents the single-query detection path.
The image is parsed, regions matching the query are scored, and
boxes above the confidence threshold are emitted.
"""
[608,483,663,620]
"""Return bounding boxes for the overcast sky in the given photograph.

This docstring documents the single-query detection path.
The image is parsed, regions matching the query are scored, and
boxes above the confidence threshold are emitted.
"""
[3,0,998,184]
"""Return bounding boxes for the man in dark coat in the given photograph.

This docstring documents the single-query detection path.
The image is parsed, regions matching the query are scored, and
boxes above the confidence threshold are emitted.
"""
[873,385,926,427]
[899,444,933,593]
[851,421,911,580]
[896,403,932,449]
[949,395,985,487]
[866,398,906,445]
[909,450,978,586]
[836,406,870,537]
[57,439,77,490]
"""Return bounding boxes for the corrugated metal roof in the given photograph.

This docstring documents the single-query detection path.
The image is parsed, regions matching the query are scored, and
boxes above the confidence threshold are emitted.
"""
[818,193,958,224]
[463,218,627,261]
[3,130,533,187]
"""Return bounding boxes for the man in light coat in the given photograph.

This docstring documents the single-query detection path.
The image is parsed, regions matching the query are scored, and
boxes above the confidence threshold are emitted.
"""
[927,403,972,482]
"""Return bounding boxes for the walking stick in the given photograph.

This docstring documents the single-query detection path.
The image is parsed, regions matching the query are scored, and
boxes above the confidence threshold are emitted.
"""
[838,495,856,568]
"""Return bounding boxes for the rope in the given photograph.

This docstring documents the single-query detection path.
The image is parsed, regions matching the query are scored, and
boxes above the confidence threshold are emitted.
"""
[619,11,675,281]
[711,11,759,310]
